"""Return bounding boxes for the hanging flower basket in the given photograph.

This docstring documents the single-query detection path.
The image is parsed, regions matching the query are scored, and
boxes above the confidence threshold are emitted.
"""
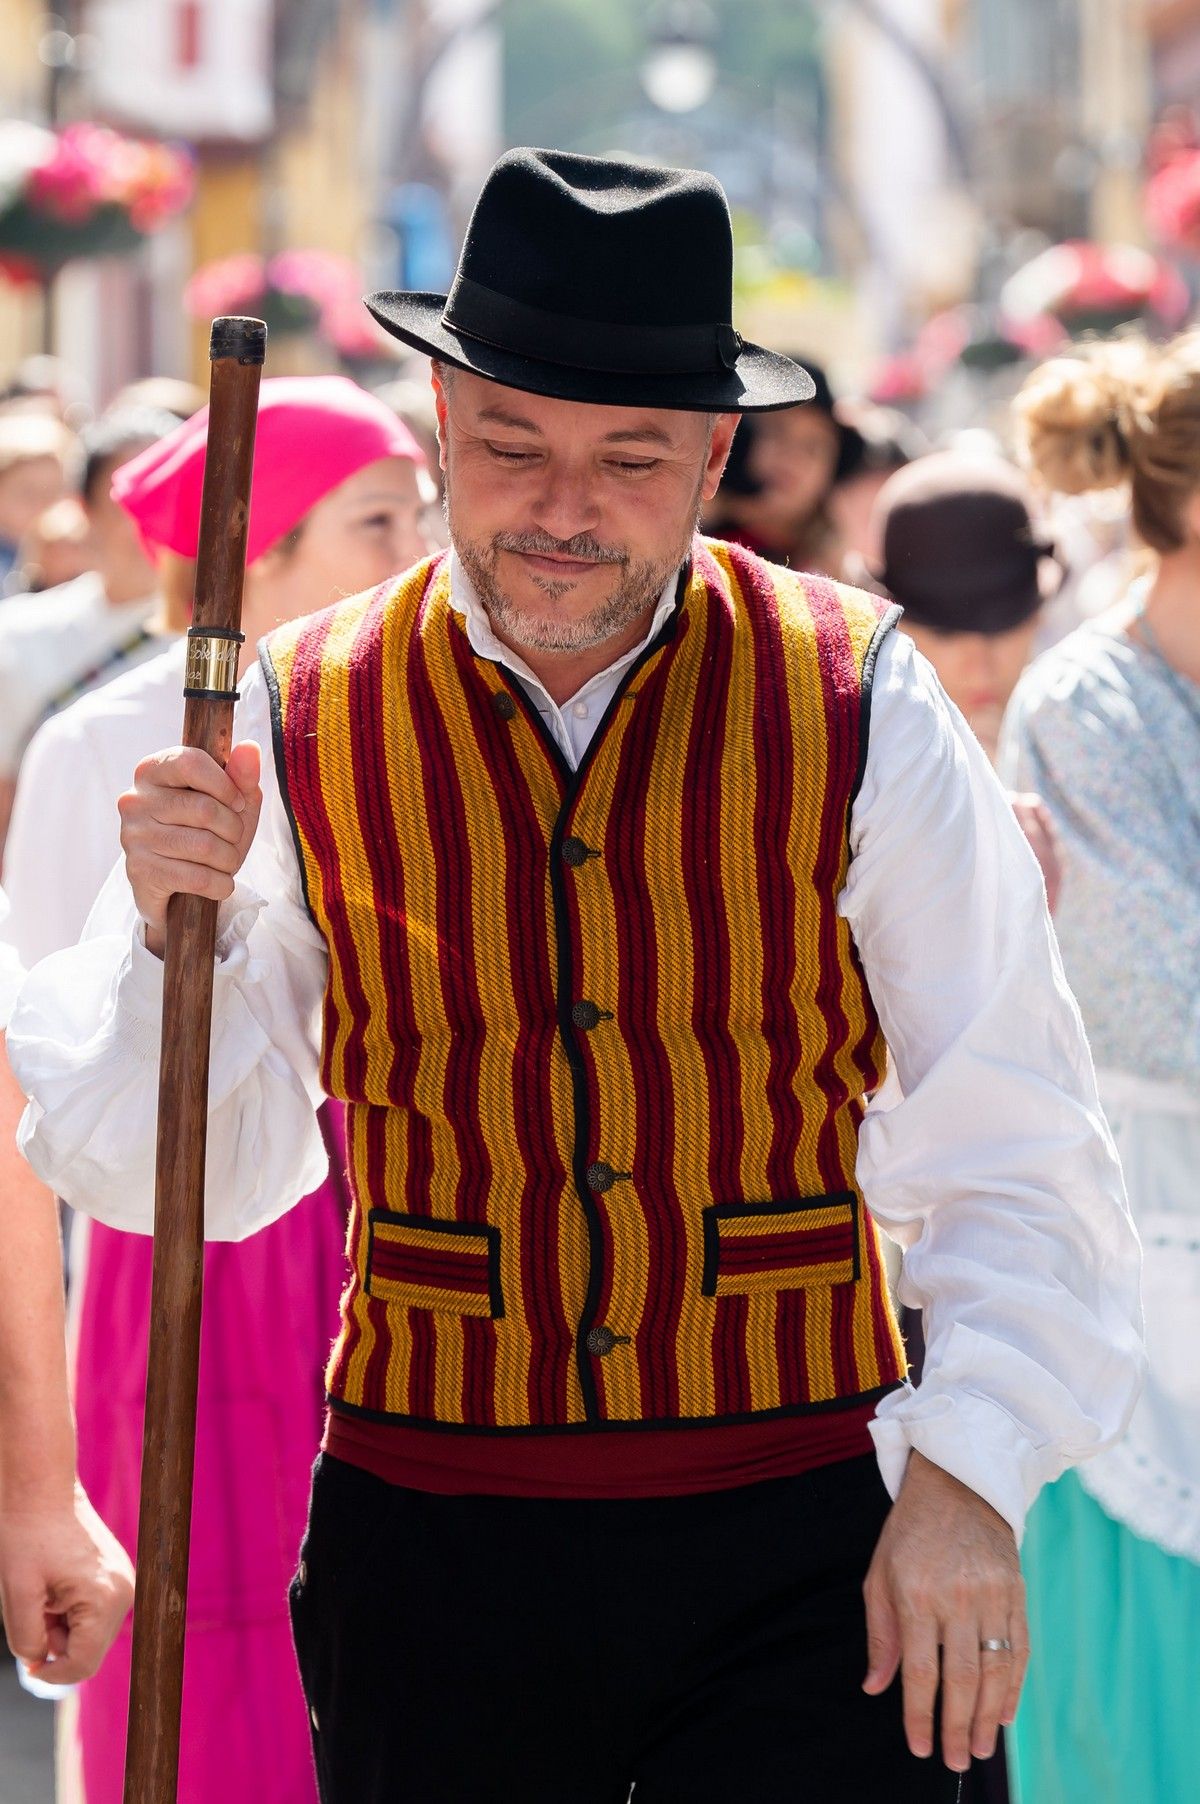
[1000,241,1190,338]
[867,351,927,407]
[915,304,1066,377]
[0,121,194,284]
[184,249,391,363]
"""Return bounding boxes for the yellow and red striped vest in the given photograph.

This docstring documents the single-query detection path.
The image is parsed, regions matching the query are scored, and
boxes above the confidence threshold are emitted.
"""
[262,539,906,1434]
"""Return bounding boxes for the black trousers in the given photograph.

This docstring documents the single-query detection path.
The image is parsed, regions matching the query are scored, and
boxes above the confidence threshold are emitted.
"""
[289,1451,962,1803]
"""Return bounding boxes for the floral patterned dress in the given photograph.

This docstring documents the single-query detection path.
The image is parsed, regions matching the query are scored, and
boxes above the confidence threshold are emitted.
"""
[1000,605,1200,1804]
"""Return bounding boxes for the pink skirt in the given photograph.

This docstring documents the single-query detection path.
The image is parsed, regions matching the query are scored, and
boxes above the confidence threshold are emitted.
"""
[68,1107,350,1804]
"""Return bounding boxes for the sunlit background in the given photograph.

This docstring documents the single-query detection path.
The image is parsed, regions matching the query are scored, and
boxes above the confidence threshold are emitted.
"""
[0,0,1196,434]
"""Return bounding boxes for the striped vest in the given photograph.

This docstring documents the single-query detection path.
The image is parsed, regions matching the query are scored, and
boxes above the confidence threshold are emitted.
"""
[262,539,906,1434]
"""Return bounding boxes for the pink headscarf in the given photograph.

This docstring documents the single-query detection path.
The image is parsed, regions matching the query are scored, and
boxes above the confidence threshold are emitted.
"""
[112,375,427,563]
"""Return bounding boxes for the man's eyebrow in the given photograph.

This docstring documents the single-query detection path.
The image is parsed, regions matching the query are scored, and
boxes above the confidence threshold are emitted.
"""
[474,406,675,450]
[601,424,675,449]
[476,405,543,432]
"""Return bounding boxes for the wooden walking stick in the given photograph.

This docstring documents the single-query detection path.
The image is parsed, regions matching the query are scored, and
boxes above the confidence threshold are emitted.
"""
[122,316,266,1804]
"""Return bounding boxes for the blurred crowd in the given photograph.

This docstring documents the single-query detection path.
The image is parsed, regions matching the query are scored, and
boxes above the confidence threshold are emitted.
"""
[0,337,1136,857]
[0,321,1195,1804]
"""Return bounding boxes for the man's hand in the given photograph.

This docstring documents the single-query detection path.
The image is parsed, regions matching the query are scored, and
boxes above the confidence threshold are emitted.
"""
[0,1484,134,1685]
[862,1451,1029,1772]
[118,741,263,956]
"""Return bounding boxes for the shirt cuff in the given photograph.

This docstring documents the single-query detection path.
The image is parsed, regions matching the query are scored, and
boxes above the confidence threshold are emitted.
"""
[870,1385,1061,1545]
[124,885,268,1019]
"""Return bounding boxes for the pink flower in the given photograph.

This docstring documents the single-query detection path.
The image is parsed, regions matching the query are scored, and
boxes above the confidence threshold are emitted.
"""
[28,123,110,222]
[185,254,267,319]
[23,122,193,230]
[268,249,361,306]
[868,352,926,405]
[320,289,389,359]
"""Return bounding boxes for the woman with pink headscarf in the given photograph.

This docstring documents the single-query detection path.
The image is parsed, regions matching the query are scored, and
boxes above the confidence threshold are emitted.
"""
[2,378,438,1803]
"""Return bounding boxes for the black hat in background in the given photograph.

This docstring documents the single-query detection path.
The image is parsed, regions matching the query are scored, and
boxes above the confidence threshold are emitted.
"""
[794,359,866,483]
[716,358,867,499]
[367,147,816,414]
[865,453,1061,635]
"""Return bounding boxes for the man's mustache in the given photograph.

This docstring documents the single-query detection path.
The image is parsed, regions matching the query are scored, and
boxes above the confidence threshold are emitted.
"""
[492,530,627,566]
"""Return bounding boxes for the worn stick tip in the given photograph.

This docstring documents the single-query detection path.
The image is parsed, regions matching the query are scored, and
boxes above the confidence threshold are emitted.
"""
[209,317,267,364]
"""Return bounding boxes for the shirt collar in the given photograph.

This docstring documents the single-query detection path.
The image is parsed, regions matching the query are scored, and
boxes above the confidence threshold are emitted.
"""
[447,547,682,704]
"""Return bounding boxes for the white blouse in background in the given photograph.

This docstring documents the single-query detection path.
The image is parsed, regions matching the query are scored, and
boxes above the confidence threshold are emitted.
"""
[1,639,185,970]
[7,570,1144,1541]
[1003,614,1200,1559]
[0,572,159,780]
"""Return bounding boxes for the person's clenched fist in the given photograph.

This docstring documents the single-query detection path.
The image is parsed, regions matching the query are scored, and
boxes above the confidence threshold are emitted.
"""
[118,741,263,957]
[0,1485,134,1686]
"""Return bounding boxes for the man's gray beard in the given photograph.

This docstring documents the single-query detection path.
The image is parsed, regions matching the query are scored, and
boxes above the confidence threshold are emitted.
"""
[449,508,695,655]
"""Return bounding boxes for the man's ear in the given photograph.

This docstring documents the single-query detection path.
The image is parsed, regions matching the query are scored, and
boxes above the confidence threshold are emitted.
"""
[702,413,739,502]
[431,362,451,471]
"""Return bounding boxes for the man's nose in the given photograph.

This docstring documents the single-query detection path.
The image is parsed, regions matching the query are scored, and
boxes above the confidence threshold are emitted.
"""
[529,467,601,543]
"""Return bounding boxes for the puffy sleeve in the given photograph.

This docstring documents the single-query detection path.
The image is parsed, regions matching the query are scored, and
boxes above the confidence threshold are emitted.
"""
[7,665,331,1240]
[843,631,1144,1540]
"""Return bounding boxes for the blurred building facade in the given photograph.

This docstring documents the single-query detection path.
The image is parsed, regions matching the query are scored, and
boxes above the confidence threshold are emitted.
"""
[0,0,57,375]
[71,0,375,394]
[1147,0,1200,102]
[0,0,1179,411]
[827,0,1153,359]
[0,0,499,405]
[827,0,972,353]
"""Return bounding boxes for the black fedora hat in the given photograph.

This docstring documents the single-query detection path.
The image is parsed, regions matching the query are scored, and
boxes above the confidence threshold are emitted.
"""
[366,147,815,414]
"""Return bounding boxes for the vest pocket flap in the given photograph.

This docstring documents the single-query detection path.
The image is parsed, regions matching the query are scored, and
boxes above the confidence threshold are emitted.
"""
[365,1212,504,1318]
[701,1194,860,1297]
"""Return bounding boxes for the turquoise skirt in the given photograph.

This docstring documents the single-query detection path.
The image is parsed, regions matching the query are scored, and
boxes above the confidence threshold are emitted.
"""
[1010,1469,1200,1803]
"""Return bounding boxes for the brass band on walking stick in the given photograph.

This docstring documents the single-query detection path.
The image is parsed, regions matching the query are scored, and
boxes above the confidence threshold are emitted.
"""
[122,316,266,1804]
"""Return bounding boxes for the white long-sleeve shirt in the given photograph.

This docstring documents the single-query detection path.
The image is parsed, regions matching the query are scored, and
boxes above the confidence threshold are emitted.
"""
[7,558,1144,1539]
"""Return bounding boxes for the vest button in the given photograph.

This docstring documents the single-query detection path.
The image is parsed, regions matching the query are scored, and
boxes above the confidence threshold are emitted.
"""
[571,1000,604,1031]
[491,690,517,720]
[561,836,594,868]
[586,1326,623,1357]
[586,1160,616,1192]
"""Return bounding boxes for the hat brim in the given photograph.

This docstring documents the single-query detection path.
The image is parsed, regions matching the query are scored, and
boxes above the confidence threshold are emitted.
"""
[366,292,815,413]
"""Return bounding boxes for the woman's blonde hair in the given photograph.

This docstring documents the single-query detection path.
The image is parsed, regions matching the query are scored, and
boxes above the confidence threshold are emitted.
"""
[1014,331,1200,554]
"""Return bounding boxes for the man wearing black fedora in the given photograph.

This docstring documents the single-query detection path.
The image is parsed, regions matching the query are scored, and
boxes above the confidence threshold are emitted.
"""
[12,148,1141,1801]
